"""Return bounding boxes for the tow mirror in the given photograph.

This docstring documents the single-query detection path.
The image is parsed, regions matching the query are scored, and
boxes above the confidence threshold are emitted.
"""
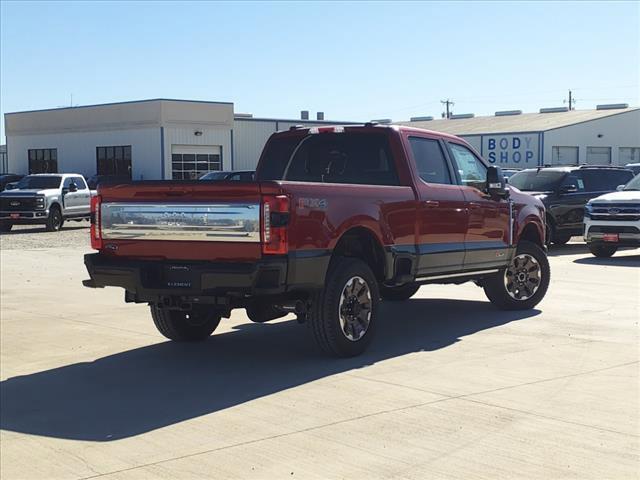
[486,166,508,198]
[559,185,578,194]
[68,183,78,192]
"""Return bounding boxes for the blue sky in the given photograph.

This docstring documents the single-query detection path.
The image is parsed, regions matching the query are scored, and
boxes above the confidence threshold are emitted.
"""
[1,1,638,139]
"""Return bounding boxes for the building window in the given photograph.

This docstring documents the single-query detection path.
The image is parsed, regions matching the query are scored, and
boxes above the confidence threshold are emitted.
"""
[586,146,611,165]
[619,147,640,165]
[551,146,578,165]
[171,153,222,180]
[96,146,132,177]
[28,149,58,173]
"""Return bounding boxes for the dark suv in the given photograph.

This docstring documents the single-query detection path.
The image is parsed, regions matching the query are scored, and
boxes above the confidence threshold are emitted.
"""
[509,166,634,245]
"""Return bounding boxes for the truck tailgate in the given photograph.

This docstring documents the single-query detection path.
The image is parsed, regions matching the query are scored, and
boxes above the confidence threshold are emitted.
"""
[96,181,278,261]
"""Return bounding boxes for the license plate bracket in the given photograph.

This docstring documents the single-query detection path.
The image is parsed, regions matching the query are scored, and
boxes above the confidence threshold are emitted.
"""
[163,265,198,289]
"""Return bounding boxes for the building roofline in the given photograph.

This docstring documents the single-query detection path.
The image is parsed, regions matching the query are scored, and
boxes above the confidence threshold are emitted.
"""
[543,107,639,132]
[4,98,235,116]
[234,116,360,124]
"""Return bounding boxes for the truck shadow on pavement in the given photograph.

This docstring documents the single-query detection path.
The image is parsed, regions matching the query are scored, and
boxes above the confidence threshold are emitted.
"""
[0,299,539,442]
[574,253,640,267]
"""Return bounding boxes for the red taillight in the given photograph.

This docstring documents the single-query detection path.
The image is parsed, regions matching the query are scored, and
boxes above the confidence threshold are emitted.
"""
[90,195,102,250]
[262,194,289,255]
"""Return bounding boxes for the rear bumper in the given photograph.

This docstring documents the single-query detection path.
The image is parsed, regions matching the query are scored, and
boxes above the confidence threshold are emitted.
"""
[83,253,290,301]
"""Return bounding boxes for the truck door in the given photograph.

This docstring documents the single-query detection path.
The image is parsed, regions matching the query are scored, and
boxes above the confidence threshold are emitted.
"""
[446,142,511,270]
[407,136,468,277]
[72,176,91,215]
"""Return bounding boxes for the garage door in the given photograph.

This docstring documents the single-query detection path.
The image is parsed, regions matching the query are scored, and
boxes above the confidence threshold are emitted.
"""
[171,145,222,180]
[551,146,578,165]
[586,147,611,165]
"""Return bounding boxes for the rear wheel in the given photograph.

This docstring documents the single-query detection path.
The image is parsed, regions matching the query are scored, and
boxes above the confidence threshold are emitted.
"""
[0,222,12,233]
[150,305,221,341]
[45,206,63,232]
[309,257,379,357]
[380,283,420,301]
[588,243,617,258]
[483,240,550,310]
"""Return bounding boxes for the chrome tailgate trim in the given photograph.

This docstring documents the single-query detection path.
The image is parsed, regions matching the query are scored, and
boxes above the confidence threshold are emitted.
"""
[101,202,260,242]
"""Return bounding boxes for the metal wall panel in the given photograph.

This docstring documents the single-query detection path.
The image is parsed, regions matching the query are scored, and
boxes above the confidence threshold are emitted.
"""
[232,120,278,170]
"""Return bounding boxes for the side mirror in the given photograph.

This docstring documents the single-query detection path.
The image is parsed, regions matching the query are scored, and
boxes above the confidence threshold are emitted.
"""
[559,185,578,194]
[616,184,625,191]
[486,166,508,198]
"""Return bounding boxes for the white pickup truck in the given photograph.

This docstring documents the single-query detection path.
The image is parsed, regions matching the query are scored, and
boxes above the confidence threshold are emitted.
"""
[0,174,93,232]
[584,174,640,257]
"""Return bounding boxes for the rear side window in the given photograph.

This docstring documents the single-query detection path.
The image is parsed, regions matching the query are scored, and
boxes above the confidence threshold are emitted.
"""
[581,169,634,192]
[259,132,399,186]
[408,137,451,184]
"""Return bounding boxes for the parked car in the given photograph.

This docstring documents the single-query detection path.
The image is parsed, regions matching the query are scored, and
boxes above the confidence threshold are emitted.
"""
[502,169,521,182]
[199,170,255,181]
[624,163,640,176]
[0,174,24,191]
[584,173,640,257]
[508,165,635,245]
[86,174,130,190]
[0,174,92,232]
[83,124,549,357]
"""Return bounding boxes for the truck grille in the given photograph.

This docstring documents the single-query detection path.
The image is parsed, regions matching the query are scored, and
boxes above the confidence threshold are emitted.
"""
[0,197,39,211]
[589,203,640,221]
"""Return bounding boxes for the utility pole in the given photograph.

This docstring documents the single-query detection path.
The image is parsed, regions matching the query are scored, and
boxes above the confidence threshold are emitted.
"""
[441,99,454,119]
[568,90,573,110]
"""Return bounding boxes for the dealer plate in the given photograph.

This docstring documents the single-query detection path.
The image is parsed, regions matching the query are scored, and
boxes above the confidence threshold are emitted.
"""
[163,265,196,289]
[602,233,619,242]
[10,213,19,219]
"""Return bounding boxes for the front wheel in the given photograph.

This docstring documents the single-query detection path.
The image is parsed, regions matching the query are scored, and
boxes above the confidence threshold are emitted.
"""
[309,257,379,357]
[45,206,64,232]
[588,243,617,258]
[380,283,420,301]
[150,305,221,341]
[483,240,550,310]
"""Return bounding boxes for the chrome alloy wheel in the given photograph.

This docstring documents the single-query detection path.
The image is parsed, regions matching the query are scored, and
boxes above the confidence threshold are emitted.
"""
[338,276,372,341]
[504,253,541,301]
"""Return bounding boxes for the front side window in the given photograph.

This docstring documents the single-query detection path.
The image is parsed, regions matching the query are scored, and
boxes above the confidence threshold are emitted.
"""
[448,143,487,190]
[408,137,451,185]
[28,149,58,173]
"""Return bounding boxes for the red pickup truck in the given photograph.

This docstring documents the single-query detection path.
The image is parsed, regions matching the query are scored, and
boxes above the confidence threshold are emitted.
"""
[84,124,549,357]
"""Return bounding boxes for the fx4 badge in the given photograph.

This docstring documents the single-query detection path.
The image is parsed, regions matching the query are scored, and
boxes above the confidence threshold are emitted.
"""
[298,198,328,210]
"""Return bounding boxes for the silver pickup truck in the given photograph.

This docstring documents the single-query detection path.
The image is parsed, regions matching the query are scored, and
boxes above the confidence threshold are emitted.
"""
[0,174,93,232]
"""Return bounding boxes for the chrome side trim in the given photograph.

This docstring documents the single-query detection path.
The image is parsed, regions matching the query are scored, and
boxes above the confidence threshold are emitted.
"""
[416,269,499,281]
[101,202,260,242]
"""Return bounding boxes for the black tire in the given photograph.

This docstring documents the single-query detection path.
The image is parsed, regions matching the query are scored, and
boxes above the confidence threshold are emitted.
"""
[0,222,12,233]
[45,206,64,232]
[150,305,221,341]
[380,283,420,301]
[588,243,617,258]
[483,240,550,310]
[309,257,379,357]
[552,232,572,245]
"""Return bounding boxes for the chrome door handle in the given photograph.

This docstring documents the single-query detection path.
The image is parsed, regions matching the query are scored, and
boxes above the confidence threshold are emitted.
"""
[469,202,482,209]
[424,200,439,208]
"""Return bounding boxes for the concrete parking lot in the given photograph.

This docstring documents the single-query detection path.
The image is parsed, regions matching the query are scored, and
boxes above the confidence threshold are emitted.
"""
[1,225,638,479]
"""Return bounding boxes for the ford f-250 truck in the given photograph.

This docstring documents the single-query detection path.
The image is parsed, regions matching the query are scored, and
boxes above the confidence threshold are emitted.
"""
[83,124,550,357]
[0,174,93,232]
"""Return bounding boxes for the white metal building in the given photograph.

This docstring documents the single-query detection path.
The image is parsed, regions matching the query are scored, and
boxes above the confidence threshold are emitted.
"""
[2,99,355,178]
[3,100,639,176]
[401,105,640,168]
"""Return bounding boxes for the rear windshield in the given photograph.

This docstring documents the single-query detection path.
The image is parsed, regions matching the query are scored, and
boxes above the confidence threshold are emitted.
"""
[257,132,399,186]
[15,176,62,189]
[508,170,565,191]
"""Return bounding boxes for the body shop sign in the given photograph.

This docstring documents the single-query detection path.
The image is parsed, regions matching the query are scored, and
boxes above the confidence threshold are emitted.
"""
[483,134,539,167]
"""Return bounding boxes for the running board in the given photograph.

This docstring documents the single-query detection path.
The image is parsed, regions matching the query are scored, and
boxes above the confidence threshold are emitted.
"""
[415,269,499,282]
